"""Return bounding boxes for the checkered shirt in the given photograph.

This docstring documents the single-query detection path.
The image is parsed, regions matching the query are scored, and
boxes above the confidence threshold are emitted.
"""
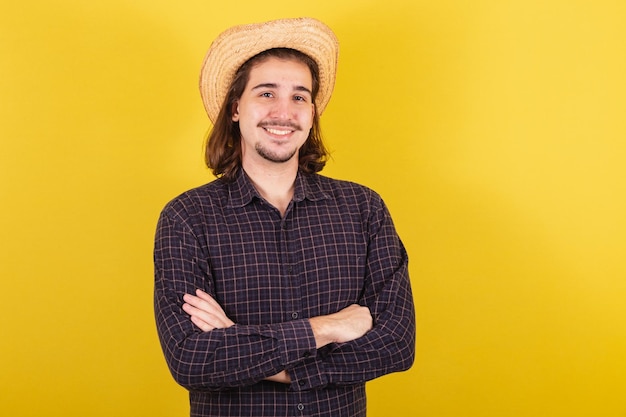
[154,170,415,416]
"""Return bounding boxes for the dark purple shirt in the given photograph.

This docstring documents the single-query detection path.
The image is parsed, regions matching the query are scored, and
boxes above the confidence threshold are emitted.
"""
[154,170,415,417]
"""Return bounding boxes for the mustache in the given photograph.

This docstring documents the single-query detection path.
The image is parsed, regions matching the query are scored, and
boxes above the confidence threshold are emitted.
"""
[257,121,302,131]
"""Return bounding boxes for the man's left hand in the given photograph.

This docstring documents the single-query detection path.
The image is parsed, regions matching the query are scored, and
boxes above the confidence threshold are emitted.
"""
[182,289,235,331]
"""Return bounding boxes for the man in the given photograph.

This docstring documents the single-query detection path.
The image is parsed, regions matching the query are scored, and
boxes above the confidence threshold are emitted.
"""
[154,17,415,417]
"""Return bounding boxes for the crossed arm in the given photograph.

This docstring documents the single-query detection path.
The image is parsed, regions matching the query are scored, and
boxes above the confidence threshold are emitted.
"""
[182,289,374,383]
[155,192,415,391]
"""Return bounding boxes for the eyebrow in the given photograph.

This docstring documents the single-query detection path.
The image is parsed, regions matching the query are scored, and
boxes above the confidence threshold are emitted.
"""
[251,83,312,96]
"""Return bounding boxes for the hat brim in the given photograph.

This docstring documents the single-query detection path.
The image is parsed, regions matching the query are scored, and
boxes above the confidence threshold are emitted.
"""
[199,17,339,124]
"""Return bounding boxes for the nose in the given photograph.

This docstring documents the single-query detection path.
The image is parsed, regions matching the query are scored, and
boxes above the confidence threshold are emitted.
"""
[270,97,294,120]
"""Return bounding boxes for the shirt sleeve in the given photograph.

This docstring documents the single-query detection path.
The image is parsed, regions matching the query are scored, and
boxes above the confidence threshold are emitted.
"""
[154,206,318,391]
[286,196,416,391]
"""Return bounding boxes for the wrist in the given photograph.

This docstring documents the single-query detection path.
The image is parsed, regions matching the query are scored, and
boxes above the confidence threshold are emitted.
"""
[308,316,334,349]
[265,370,291,384]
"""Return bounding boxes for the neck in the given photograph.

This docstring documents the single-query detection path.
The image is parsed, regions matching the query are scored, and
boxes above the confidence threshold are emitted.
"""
[242,159,298,216]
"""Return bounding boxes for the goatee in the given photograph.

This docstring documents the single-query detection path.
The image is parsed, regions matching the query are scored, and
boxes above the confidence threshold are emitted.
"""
[255,143,298,163]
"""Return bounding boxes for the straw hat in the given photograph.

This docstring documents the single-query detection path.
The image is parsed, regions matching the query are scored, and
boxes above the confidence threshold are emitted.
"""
[199,17,339,124]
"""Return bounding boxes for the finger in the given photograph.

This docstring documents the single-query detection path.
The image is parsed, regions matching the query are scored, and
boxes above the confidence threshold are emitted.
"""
[184,291,223,313]
[195,288,213,300]
[190,314,215,332]
[183,293,220,314]
[182,291,235,329]
[190,291,234,326]
[195,289,225,310]
[183,303,228,330]
[183,299,228,327]
[183,293,205,309]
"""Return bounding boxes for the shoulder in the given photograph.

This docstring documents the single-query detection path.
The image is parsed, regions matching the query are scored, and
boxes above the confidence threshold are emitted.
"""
[308,174,395,236]
[304,174,389,225]
[159,179,227,221]
[311,174,384,207]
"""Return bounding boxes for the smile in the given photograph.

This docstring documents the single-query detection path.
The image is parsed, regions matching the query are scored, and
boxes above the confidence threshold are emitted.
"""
[264,127,294,136]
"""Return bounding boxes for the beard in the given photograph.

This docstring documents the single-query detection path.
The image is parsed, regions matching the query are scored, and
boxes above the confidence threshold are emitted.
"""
[255,143,298,163]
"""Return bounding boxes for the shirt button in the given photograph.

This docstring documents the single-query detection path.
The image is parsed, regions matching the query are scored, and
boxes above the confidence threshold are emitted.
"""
[297,403,305,411]
[303,351,311,358]
[299,380,306,387]
[291,312,299,319]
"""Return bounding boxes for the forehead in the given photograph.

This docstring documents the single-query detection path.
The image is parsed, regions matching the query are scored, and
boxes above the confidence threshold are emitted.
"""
[246,56,313,89]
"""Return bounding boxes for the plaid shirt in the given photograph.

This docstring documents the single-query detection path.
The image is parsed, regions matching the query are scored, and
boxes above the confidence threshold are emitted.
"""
[154,170,415,417]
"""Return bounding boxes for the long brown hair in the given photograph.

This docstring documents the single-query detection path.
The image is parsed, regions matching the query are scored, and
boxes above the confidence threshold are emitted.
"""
[205,48,329,181]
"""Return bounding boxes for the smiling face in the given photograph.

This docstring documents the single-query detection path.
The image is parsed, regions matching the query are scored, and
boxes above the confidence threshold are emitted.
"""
[232,56,315,169]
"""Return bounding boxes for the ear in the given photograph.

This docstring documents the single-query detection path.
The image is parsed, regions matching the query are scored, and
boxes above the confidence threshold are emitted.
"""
[231,102,240,122]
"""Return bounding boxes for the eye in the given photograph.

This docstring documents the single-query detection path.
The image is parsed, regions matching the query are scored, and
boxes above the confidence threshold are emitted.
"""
[293,95,308,102]
[260,92,273,98]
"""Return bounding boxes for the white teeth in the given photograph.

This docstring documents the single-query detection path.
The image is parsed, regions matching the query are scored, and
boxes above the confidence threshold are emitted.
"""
[265,128,292,136]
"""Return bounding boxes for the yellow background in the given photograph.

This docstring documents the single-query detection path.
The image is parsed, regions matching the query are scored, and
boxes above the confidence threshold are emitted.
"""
[1,0,625,416]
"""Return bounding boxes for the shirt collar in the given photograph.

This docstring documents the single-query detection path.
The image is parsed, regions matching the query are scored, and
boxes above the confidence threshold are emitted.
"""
[226,168,331,208]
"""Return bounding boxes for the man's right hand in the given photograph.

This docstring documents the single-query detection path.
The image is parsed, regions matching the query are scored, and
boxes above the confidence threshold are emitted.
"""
[308,304,373,349]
